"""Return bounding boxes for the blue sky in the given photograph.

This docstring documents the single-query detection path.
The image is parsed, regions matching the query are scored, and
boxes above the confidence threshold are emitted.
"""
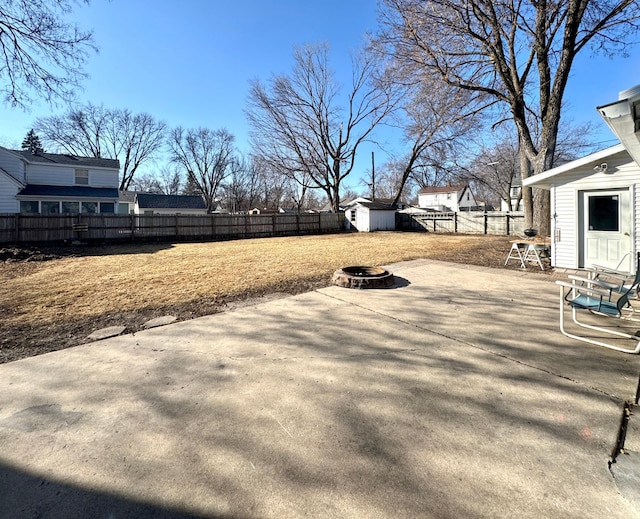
[0,0,638,190]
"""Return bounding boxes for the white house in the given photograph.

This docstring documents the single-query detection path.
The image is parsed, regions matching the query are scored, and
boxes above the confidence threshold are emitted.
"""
[523,85,640,271]
[0,147,120,214]
[500,180,524,212]
[344,198,396,232]
[418,185,477,212]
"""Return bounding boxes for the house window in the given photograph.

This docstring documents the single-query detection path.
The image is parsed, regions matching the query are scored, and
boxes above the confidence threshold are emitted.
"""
[62,201,80,214]
[350,209,356,222]
[82,201,97,214]
[41,201,60,214]
[20,201,39,214]
[99,202,115,214]
[118,203,129,215]
[75,169,89,185]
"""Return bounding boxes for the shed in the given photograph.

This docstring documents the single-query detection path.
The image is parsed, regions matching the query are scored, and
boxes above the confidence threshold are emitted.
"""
[344,199,396,232]
[523,145,637,270]
[524,84,640,272]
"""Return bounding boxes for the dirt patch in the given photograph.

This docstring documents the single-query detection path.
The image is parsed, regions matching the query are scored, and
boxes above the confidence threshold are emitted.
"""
[0,232,550,363]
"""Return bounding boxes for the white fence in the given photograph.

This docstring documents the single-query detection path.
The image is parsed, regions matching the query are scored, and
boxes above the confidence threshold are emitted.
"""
[397,211,525,235]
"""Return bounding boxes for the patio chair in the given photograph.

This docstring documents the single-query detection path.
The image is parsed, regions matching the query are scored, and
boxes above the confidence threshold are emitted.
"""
[556,265,640,354]
[568,252,640,311]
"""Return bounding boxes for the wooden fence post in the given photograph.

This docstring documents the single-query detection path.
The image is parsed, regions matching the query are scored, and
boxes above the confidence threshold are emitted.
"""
[454,213,458,233]
[506,212,510,236]
[484,212,488,234]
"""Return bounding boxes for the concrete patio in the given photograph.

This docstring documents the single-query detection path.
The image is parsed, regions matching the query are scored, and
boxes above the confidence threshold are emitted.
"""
[0,259,639,518]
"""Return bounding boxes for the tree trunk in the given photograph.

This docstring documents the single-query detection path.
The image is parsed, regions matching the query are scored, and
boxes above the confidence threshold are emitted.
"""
[533,188,551,237]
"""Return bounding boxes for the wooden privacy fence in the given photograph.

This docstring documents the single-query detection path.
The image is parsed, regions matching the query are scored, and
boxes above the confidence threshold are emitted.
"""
[0,212,345,244]
[397,211,525,236]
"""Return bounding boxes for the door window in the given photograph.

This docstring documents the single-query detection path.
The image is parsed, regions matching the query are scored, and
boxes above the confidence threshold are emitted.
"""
[588,195,619,231]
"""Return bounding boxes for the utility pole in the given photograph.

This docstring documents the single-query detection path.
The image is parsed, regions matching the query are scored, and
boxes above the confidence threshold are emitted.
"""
[371,151,376,201]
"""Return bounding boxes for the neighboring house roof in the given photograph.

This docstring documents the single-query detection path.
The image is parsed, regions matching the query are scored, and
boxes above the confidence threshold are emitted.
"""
[522,144,627,190]
[137,193,206,209]
[418,185,466,195]
[12,149,120,170]
[17,185,119,198]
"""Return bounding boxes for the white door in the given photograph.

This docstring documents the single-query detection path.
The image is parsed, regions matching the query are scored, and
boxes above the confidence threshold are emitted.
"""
[580,189,632,270]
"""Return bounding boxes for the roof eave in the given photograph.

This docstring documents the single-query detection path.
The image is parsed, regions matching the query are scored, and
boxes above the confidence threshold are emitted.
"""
[522,144,627,190]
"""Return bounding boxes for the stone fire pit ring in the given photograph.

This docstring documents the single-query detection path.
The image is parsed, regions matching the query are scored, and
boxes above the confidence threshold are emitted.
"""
[332,266,395,289]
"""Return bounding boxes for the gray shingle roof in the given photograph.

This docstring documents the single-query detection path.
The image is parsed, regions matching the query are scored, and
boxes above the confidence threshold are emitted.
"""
[14,150,120,169]
[118,190,137,203]
[17,185,119,198]
[137,193,206,209]
[356,201,396,211]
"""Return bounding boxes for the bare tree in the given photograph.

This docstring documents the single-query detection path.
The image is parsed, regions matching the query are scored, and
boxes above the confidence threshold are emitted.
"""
[377,0,640,234]
[168,127,239,212]
[381,71,483,206]
[0,0,96,107]
[131,165,183,195]
[460,119,597,211]
[35,103,166,190]
[247,43,396,212]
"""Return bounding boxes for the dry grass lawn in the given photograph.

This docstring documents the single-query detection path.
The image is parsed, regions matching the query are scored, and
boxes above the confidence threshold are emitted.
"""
[1,232,533,363]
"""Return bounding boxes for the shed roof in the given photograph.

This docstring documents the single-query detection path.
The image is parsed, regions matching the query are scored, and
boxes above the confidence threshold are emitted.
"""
[356,201,397,211]
[137,193,206,209]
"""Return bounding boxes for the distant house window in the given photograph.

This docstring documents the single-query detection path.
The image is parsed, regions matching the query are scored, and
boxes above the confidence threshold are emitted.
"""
[75,169,89,185]
[62,201,80,214]
[467,192,470,201]
[82,201,97,214]
[100,202,115,213]
[118,203,129,215]
[350,209,356,222]
[41,201,60,214]
[447,193,451,199]
[20,201,39,214]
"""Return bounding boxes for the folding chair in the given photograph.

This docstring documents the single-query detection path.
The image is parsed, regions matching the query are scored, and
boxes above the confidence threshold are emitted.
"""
[556,259,640,354]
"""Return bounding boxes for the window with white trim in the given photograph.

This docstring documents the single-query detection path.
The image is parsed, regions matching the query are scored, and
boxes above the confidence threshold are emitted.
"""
[75,169,89,185]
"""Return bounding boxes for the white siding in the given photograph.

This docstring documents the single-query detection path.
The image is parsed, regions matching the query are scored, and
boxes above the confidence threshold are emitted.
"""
[0,149,25,183]
[369,210,396,231]
[25,164,119,188]
[458,187,477,209]
[0,173,21,213]
[26,164,74,185]
[91,169,119,188]
[355,207,370,231]
[144,208,208,215]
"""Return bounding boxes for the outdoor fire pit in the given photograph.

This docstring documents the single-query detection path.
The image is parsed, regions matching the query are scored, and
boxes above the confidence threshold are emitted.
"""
[332,266,395,289]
